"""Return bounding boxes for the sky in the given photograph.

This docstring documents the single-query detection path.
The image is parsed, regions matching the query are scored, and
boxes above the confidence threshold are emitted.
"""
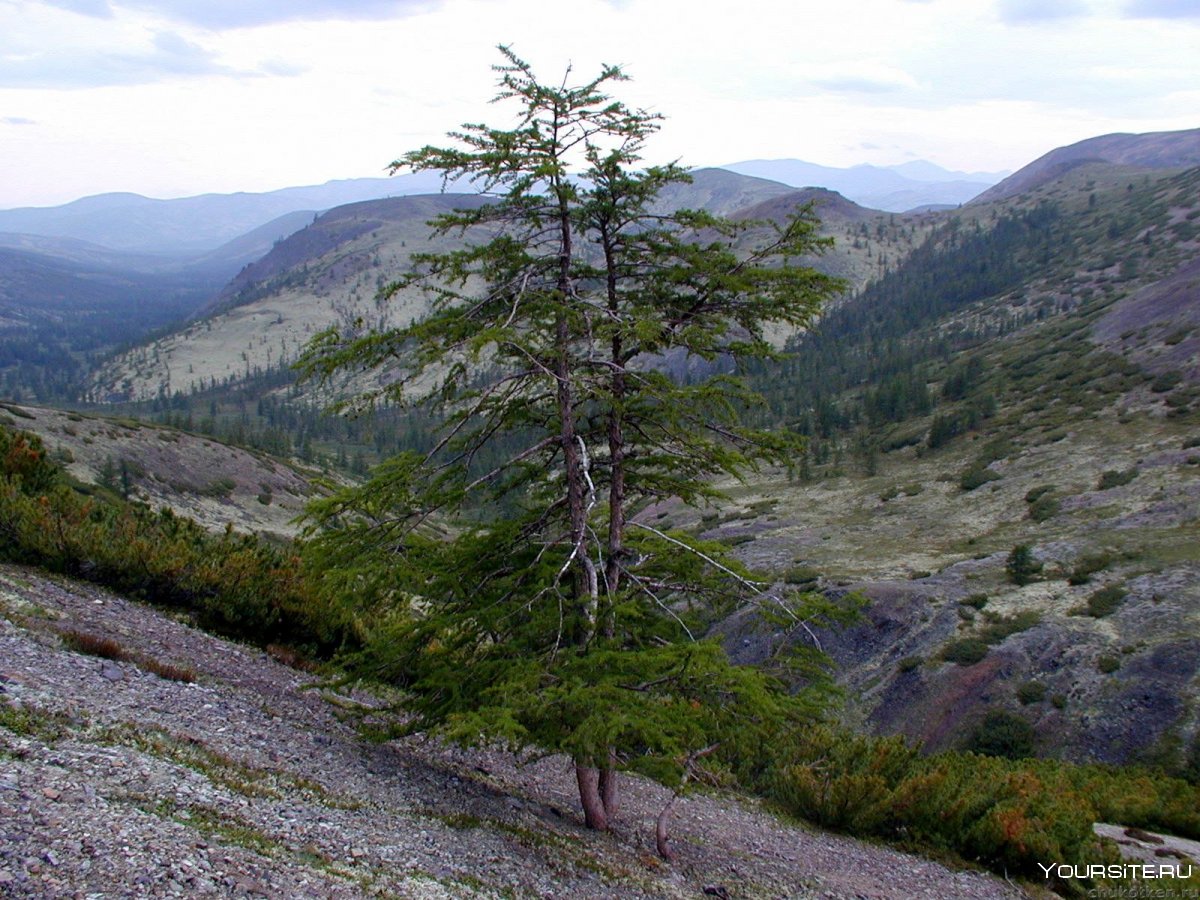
[0,0,1197,209]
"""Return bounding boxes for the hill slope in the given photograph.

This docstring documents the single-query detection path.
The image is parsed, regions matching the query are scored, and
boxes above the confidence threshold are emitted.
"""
[685,160,1200,766]
[971,127,1200,205]
[0,564,1024,898]
[0,403,321,537]
[88,173,922,404]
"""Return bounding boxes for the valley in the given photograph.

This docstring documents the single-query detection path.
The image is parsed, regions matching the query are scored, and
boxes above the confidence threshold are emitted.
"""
[1,124,1199,896]
[6,129,1199,768]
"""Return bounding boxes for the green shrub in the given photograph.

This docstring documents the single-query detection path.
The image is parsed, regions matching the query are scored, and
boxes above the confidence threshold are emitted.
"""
[759,717,1200,890]
[960,465,1002,491]
[784,565,820,585]
[1024,484,1055,504]
[966,710,1037,759]
[942,638,989,666]
[1083,584,1127,618]
[1028,493,1060,522]
[1068,552,1112,585]
[1006,544,1042,585]
[1097,468,1137,490]
[768,727,920,832]
[1017,681,1047,705]
[1151,372,1182,393]
[962,593,989,610]
[1097,654,1121,674]
[979,610,1042,644]
[201,477,237,498]
[897,655,923,673]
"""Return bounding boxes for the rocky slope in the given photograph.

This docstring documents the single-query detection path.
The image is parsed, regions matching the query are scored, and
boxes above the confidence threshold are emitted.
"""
[0,403,321,538]
[86,172,924,404]
[696,163,1200,766]
[0,565,1027,899]
[970,127,1200,205]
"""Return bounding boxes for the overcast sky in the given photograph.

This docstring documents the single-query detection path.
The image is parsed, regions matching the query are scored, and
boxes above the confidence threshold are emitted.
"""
[1,0,1196,208]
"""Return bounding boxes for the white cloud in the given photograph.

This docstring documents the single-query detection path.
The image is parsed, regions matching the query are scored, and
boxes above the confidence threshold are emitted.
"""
[1123,0,1200,18]
[994,0,1090,25]
[0,0,1196,207]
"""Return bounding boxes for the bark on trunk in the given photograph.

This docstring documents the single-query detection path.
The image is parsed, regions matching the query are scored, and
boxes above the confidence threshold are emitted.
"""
[655,793,679,860]
[599,758,619,818]
[603,233,625,642]
[575,762,609,831]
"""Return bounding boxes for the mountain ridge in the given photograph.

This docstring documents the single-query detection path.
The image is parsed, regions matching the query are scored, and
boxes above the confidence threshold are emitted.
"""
[971,127,1200,205]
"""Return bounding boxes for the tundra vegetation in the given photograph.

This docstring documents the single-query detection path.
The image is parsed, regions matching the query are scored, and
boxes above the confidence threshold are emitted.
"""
[4,373,1200,895]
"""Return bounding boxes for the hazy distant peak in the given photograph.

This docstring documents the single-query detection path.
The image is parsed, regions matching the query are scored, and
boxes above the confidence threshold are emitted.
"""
[717,158,1001,212]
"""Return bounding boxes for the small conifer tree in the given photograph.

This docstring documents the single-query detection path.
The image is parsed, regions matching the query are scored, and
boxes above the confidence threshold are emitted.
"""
[300,46,851,852]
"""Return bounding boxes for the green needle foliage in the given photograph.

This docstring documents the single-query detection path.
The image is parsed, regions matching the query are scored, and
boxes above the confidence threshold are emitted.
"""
[299,45,850,848]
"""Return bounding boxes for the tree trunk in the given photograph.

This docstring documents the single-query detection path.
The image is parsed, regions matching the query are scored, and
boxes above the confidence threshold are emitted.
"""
[603,233,625,642]
[655,792,679,860]
[575,762,609,831]
[599,753,619,818]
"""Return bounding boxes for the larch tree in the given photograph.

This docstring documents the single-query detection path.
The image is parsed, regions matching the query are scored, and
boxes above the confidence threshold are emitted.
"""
[300,46,852,854]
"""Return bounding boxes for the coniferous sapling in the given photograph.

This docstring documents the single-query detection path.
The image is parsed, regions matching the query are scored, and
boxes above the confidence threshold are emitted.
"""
[300,45,851,852]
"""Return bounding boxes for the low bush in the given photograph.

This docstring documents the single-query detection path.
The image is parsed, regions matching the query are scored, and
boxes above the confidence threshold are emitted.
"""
[1028,493,1060,522]
[139,657,197,683]
[1151,372,1182,393]
[966,710,1037,759]
[0,425,356,658]
[960,465,1002,491]
[1097,468,1137,490]
[1083,585,1128,618]
[1017,681,1047,705]
[1068,552,1113,585]
[60,629,127,661]
[942,638,989,666]
[962,593,989,609]
[1024,484,1056,504]
[784,565,821,585]
[1006,544,1042,585]
[979,610,1041,644]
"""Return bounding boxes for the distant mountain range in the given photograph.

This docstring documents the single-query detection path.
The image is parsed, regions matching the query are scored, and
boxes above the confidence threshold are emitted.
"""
[0,159,1000,258]
[719,159,1008,212]
[2,127,1197,406]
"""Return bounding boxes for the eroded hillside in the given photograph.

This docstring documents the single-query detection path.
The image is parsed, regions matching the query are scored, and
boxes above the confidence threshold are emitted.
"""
[0,403,321,537]
[680,162,1200,766]
[87,172,929,405]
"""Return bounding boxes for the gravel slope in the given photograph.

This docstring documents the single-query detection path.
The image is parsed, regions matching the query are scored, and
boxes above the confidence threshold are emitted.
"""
[0,565,1028,899]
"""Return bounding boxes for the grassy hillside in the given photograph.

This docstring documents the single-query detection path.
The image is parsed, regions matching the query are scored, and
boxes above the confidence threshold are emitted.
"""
[69,148,1200,773]
[670,162,1200,768]
[0,402,324,538]
[87,172,925,405]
